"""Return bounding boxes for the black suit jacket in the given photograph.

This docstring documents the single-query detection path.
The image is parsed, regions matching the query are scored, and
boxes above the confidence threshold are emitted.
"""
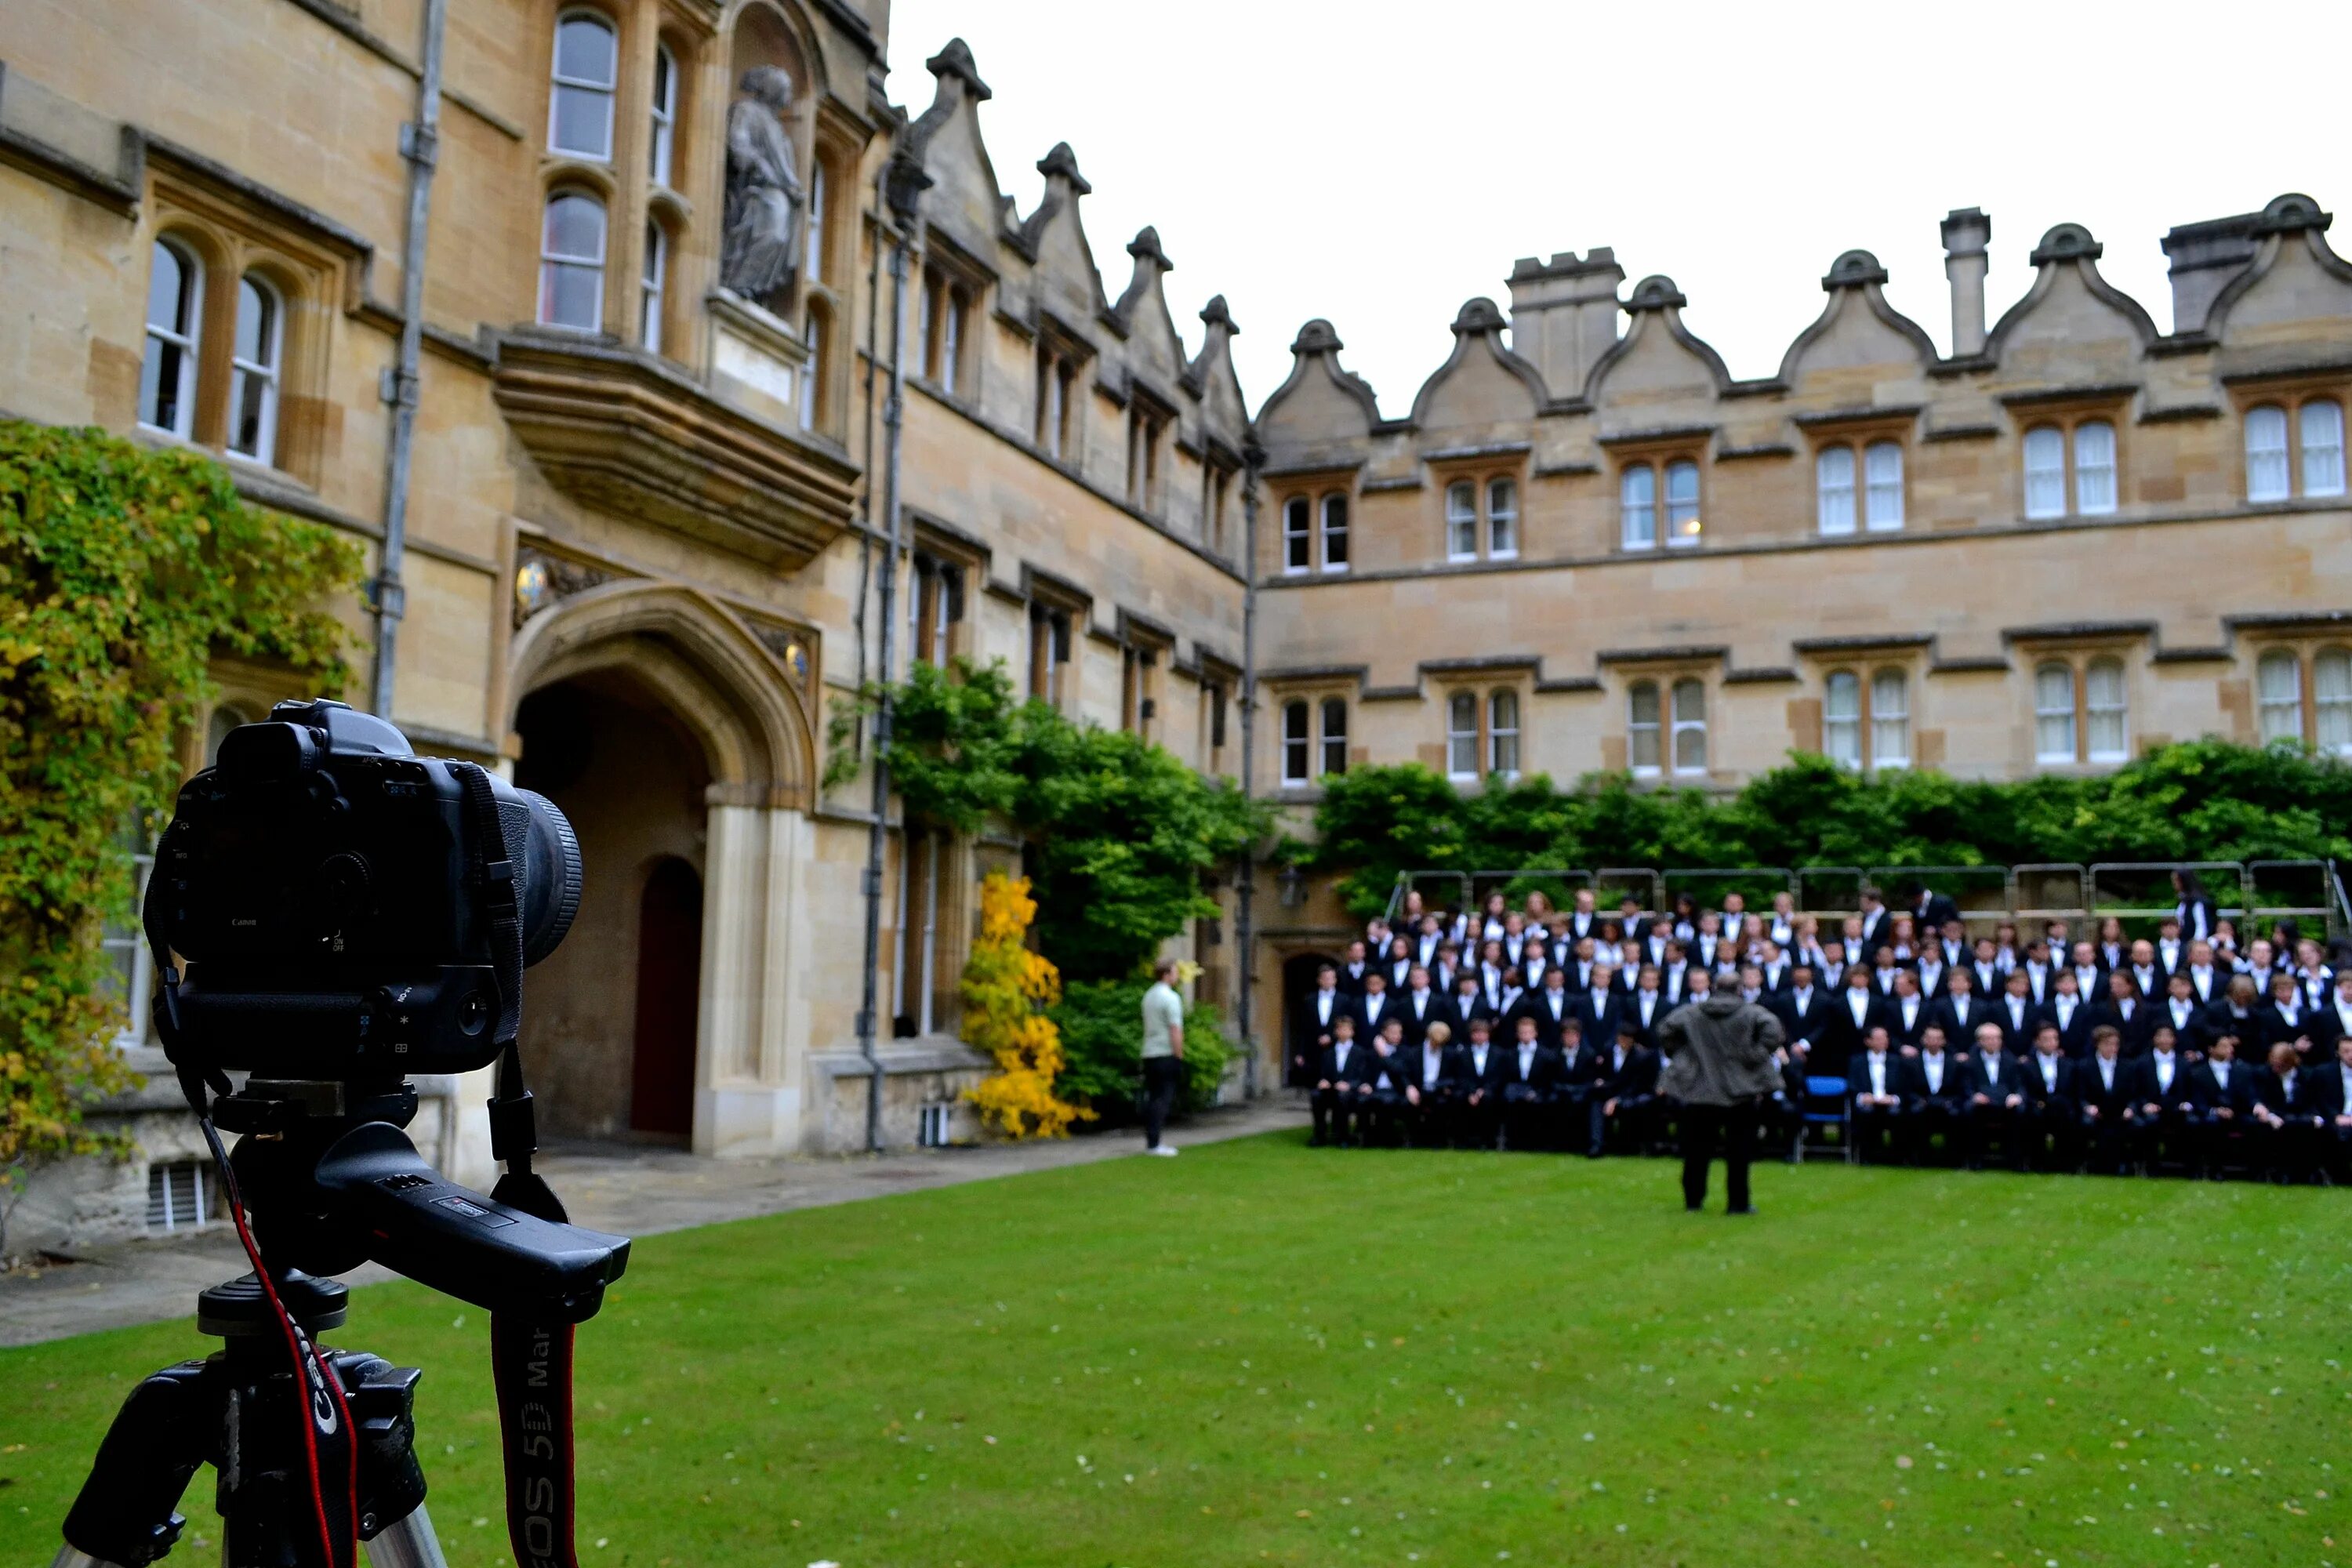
[2092,999,2155,1055]
[1294,988,1351,1071]
[1621,989,1673,1049]
[2305,1059,2352,1119]
[2257,1002,2319,1054]
[2249,1066,2322,1123]
[1911,891,1961,932]
[1773,988,1836,1053]
[2154,997,2212,1056]
[2037,996,2098,1058]
[1492,1041,1564,1097]
[1846,1051,1900,1103]
[2125,1052,2198,1116]
[1595,1043,1659,1101]
[2187,1058,2251,1116]
[1822,986,1891,1072]
[1515,988,1582,1053]
[1927,994,1989,1051]
[1959,1047,2028,1106]
[1884,993,1934,1051]
[2072,1054,2134,1120]
[1894,1051,1965,1110]
[1315,1040,1370,1091]
[1352,991,1398,1045]
[1396,990,1454,1051]
[2020,1051,2076,1115]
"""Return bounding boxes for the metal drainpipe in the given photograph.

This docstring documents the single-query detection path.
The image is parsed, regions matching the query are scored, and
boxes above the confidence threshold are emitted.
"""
[370,0,447,718]
[855,154,927,1154]
[1235,441,1265,1096]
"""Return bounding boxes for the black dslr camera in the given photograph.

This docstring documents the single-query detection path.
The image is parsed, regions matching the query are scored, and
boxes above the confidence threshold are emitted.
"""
[150,696,583,1077]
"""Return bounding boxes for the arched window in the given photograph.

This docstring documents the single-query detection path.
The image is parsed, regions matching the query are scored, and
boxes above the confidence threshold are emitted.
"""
[1446,480,1477,560]
[1283,497,1311,573]
[1620,464,1657,550]
[800,306,826,431]
[2316,649,2352,755]
[1670,678,1707,772]
[548,9,619,160]
[1486,478,1518,558]
[1664,459,1702,546]
[648,42,677,187]
[1319,698,1349,778]
[1816,445,1856,535]
[2072,420,2117,515]
[2305,399,2347,498]
[1628,681,1661,775]
[139,238,201,436]
[1446,691,1479,779]
[940,289,964,396]
[2023,425,2067,520]
[2246,404,2291,503]
[1281,700,1309,785]
[538,190,607,331]
[2257,649,2303,743]
[1864,440,1904,530]
[806,160,828,286]
[227,273,282,463]
[1488,689,1520,778]
[1320,494,1349,572]
[1871,668,1910,768]
[1824,670,1862,766]
[2084,658,2127,763]
[2034,662,2077,764]
[639,220,667,353]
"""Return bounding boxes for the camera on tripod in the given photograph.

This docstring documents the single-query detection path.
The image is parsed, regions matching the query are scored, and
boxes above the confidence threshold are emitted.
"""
[56,699,631,1568]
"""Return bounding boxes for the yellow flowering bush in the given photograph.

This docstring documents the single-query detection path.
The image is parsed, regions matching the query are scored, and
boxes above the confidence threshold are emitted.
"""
[961,873,1093,1139]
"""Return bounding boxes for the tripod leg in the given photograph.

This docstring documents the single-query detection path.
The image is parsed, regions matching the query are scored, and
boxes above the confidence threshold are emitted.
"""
[49,1548,131,1568]
[57,1359,211,1568]
[363,1504,450,1568]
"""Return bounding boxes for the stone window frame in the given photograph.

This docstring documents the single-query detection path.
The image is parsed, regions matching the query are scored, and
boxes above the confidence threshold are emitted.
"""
[916,230,991,403]
[2227,374,2350,506]
[137,184,338,488]
[2013,397,2128,522]
[1609,435,1706,554]
[908,525,982,671]
[1273,471,1354,575]
[1032,316,1093,466]
[2019,638,2136,771]
[1435,460,1526,564]
[1819,662,1915,772]
[1618,662,1714,781]
[1440,683,1526,783]
[1124,383,1178,517]
[547,6,623,164]
[2249,641,2352,756]
[1806,413,1913,537]
[1272,684,1350,790]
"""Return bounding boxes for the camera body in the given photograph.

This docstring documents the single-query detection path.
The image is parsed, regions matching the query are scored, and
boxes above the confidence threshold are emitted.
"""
[147,699,581,1078]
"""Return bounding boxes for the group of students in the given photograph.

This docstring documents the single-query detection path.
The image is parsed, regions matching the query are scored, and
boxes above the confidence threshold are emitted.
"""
[1290,874,2352,1182]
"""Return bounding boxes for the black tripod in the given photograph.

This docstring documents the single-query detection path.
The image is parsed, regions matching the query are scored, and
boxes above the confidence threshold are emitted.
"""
[51,1270,448,1568]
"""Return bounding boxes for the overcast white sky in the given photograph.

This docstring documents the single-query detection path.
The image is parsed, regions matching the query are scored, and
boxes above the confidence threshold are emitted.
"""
[882,0,2348,415]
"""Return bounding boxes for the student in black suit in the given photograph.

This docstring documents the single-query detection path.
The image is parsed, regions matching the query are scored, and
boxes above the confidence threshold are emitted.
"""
[1993,969,2040,1054]
[1516,967,1581,1053]
[1358,1017,1410,1148]
[1854,888,1892,959]
[1773,964,1835,1059]
[2172,867,2219,946]
[2039,970,2096,1058]
[1908,884,1961,938]
[1494,1012,1563,1152]
[1452,1018,1503,1150]
[1824,966,1889,1078]
[1338,938,1372,996]
[2064,940,2107,1005]
[2156,972,2211,1061]
[1588,1022,1659,1158]
[2180,941,2230,1008]
[1353,969,1396,1046]
[1622,965,1673,1048]
[1310,1014,1369,1147]
[2074,1025,2136,1174]
[2124,940,2165,1004]
[2248,1040,2325,1182]
[2093,968,2152,1056]
[1846,1026,1903,1163]
[2307,1033,2352,1184]
[1886,967,1931,1051]
[2125,1025,2199,1171]
[1960,1022,2030,1171]
[1396,965,1452,1051]
[1929,967,1989,1053]
[2257,971,2318,1065]
[1896,1023,1965,1165]
[2020,1024,2078,1171]
[1293,962,1348,1087]
[1448,970,1499,1043]
[1403,1019,1462,1149]
[2190,1032,2252,1175]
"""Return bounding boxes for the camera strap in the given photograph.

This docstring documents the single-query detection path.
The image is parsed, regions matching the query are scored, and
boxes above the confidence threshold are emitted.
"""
[453,762,586,1568]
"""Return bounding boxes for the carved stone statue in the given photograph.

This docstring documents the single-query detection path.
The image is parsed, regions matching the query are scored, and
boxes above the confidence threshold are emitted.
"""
[720,65,803,303]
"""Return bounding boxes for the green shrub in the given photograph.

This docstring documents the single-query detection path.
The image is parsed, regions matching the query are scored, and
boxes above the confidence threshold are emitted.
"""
[1049,979,1230,1119]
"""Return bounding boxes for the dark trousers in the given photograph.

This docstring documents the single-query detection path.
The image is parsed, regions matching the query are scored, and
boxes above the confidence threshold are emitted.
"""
[1961,1101,2028,1171]
[1142,1055,1182,1149]
[1679,1098,1761,1212]
[1588,1092,1654,1157]
[1500,1087,1552,1151]
[1309,1086,1356,1146]
[1904,1100,1962,1166]
[1850,1102,1902,1163]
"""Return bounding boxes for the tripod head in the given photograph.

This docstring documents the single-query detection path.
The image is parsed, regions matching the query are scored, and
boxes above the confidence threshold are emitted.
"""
[217,1076,629,1321]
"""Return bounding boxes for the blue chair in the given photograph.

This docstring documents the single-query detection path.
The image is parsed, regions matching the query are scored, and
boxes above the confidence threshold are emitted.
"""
[1800,1075,1853,1163]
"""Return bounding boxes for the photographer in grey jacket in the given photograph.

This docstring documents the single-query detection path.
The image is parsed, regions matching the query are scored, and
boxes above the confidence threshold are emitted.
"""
[1657,990,1786,1215]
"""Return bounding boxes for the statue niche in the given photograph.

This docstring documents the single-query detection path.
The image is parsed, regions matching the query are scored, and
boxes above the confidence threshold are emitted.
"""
[720,65,803,306]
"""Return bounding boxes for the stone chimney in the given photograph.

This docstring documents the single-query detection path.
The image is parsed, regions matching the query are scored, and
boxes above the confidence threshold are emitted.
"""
[1940,208,1991,358]
[2160,212,2263,336]
[1504,248,1624,401]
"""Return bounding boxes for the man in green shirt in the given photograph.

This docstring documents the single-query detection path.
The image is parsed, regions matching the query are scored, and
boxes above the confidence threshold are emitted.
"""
[1140,958,1185,1156]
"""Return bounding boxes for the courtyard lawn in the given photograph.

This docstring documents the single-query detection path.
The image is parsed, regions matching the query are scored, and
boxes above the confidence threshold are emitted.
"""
[3,1134,2347,1568]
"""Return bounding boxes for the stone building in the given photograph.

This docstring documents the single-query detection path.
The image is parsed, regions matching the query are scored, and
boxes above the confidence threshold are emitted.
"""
[2,1,2349,1250]
[0,0,1248,1247]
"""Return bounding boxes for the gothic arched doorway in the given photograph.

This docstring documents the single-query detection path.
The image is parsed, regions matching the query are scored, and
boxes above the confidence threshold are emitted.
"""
[630,858,703,1139]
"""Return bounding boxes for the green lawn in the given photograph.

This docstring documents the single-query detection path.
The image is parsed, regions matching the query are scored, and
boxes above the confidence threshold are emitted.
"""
[5,1132,2347,1567]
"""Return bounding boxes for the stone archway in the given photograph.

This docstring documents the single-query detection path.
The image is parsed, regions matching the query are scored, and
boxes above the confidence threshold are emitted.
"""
[506,580,817,1156]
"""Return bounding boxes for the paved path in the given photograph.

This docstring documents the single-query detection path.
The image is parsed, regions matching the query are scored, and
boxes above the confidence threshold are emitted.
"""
[0,1101,1303,1348]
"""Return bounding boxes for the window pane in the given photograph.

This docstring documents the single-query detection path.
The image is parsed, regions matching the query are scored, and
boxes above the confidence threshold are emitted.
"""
[942,296,963,395]
[1448,692,1478,775]
[1320,699,1348,777]
[649,45,676,186]
[554,13,617,82]
[1628,683,1660,771]
[1671,679,1707,771]
[1816,445,1856,535]
[2085,659,2127,762]
[1824,671,1860,768]
[2315,650,2352,754]
[806,163,827,285]
[1864,441,1904,530]
[140,240,200,435]
[1871,668,1909,768]
[1446,481,1477,558]
[1664,459,1701,546]
[228,275,279,462]
[2245,404,2291,502]
[1282,702,1308,782]
[233,276,273,365]
[2257,651,2303,743]
[1283,498,1311,571]
[641,221,666,353]
[2023,426,2066,519]
[1488,690,1519,776]
[2073,420,2117,514]
[2034,662,2076,762]
[1487,477,1518,557]
[550,13,617,158]
[1321,494,1349,569]
[2303,399,2347,498]
[146,241,188,333]
[1620,464,1656,549]
[539,193,606,330]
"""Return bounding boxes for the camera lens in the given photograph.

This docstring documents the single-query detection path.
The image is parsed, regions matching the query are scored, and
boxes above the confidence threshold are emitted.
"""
[517,789,583,966]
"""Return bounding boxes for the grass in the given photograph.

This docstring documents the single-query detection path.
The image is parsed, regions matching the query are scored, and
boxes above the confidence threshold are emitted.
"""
[3,1131,2347,1567]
